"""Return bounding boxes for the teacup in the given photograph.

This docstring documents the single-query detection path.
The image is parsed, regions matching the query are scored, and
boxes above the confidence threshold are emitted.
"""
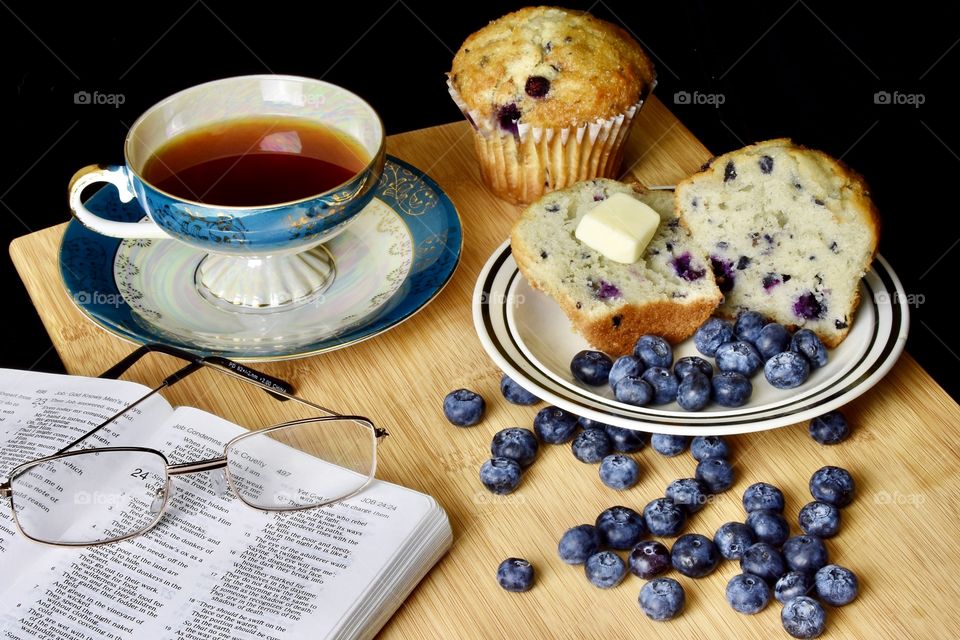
[68,75,385,310]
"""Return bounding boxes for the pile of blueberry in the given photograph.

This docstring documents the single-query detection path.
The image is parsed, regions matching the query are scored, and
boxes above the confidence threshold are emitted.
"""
[447,369,859,637]
[547,436,737,620]
[569,311,830,411]
[720,468,858,638]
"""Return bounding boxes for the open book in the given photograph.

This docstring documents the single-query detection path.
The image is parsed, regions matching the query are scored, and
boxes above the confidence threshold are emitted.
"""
[0,369,451,640]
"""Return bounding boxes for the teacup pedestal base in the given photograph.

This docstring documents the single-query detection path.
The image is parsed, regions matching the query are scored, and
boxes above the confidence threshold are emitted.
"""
[195,246,336,313]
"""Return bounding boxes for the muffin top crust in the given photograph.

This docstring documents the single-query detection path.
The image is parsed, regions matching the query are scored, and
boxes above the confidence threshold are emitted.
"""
[449,6,656,130]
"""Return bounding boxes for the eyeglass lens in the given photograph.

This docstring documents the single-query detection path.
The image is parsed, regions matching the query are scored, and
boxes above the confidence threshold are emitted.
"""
[11,449,169,545]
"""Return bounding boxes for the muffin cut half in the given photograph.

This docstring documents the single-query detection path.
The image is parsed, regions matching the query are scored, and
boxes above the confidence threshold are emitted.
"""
[675,138,880,347]
[511,179,722,355]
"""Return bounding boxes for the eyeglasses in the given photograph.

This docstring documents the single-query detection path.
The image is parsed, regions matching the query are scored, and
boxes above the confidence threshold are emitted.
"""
[0,344,387,547]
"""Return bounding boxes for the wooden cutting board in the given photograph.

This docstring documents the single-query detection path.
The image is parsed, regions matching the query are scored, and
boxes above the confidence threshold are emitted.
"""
[11,97,960,639]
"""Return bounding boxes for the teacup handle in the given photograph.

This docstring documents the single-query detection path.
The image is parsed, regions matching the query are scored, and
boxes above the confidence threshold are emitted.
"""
[68,165,169,239]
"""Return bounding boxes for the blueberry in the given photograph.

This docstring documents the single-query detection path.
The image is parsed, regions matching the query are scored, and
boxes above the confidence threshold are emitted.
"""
[694,317,736,357]
[781,596,827,639]
[443,389,485,426]
[638,577,685,621]
[570,350,613,386]
[651,434,689,456]
[775,570,814,604]
[603,424,648,453]
[596,506,646,550]
[490,428,539,468]
[793,292,826,320]
[690,436,731,462]
[746,510,790,546]
[765,351,811,389]
[595,280,621,299]
[671,252,706,281]
[534,406,579,444]
[742,482,785,513]
[734,310,766,344]
[759,155,774,174]
[791,329,829,369]
[524,75,550,98]
[674,356,713,380]
[629,540,671,578]
[726,573,771,614]
[479,458,522,495]
[633,335,673,369]
[763,273,783,291]
[740,542,787,584]
[798,501,841,538]
[814,564,858,606]
[496,558,534,592]
[724,161,737,182]
[696,457,735,493]
[584,550,627,588]
[808,410,849,445]
[712,371,753,407]
[711,256,736,294]
[643,497,686,537]
[557,524,601,564]
[715,341,764,377]
[497,103,521,133]
[670,533,720,578]
[782,535,829,573]
[809,466,855,507]
[665,478,708,514]
[755,323,791,360]
[599,454,640,490]
[613,376,654,406]
[714,522,754,560]
[571,428,613,463]
[500,374,539,405]
[608,355,645,390]
[640,367,679,405]
[676,371,711,411]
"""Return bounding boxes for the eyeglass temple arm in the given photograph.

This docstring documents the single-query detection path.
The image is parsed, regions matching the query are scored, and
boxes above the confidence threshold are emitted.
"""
[102,344,294,400]
[55,345,295,455]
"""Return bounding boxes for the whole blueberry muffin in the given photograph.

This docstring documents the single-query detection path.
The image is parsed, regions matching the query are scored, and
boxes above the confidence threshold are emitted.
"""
[676,139,880,347]
[448,6,656,204]
[511,179,721,355]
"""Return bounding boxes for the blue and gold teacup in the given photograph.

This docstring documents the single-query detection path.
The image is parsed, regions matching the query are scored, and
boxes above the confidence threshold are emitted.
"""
[68,75,385,310]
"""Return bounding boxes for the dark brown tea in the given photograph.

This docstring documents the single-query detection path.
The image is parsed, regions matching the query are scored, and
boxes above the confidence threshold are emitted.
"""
[142,116,370,206]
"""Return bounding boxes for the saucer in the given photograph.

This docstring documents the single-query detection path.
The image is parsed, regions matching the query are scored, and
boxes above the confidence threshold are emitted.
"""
[474,241,910,435]
[60,157,462,361]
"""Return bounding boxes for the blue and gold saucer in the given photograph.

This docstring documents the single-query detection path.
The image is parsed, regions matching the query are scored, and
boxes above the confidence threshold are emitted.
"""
[60,157,462,361]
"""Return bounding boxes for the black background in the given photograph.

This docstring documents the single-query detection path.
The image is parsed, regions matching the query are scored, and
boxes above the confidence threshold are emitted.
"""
[2,1,958,400]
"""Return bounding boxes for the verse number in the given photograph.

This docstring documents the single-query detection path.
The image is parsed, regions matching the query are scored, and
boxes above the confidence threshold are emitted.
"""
[130,468,150,480]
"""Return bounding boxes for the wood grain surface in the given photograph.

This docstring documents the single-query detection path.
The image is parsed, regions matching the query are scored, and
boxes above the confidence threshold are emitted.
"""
[10,97,960,639]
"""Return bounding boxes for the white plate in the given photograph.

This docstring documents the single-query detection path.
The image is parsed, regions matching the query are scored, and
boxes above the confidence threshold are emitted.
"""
[474,240,910,435]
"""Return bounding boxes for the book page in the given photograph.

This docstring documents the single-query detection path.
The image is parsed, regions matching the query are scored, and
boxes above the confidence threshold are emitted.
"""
[0,368,172,579]
[0,406,436,640]
[0,369,171,478]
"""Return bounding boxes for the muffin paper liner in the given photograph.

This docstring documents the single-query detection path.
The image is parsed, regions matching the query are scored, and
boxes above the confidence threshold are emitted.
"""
[447,79,654,204]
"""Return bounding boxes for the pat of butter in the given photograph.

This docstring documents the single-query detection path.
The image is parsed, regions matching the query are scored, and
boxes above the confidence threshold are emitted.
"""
[574,193,660,264]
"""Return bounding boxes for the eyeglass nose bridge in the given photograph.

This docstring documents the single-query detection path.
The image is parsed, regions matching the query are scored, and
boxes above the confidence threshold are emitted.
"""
[167,457,228,476]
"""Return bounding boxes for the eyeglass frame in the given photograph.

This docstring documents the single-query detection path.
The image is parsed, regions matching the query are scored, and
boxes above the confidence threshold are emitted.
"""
[0,343,388,547]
